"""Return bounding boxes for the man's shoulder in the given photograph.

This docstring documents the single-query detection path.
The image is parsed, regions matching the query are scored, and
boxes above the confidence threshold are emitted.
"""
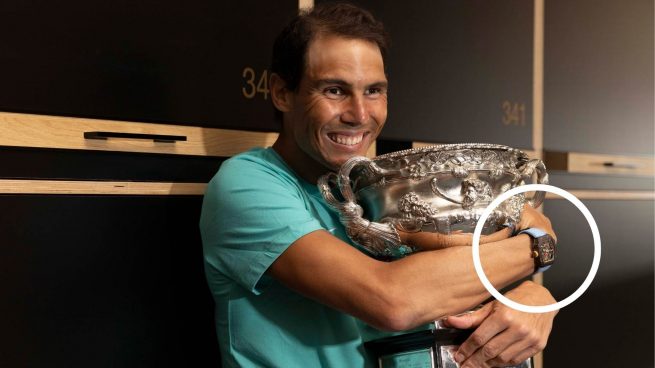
[220,147,287,176]
[222,146,273,169]
[208,147,301,196]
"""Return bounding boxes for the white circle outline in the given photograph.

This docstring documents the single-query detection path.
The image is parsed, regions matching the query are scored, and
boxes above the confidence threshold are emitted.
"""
[472,184,601,313]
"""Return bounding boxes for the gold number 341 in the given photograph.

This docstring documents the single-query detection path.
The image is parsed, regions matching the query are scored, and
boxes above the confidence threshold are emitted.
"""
[502,100,526,126]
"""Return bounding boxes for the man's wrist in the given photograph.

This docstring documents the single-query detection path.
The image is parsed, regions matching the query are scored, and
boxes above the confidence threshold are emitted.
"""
[517,228,556,273]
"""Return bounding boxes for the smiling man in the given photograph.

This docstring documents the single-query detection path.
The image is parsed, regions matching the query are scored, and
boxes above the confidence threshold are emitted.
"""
[200,3,557,368]
[272,34,387,182]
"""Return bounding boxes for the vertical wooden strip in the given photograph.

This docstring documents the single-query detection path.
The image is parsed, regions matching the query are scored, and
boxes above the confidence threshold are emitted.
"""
[299,0,313,11]
[533,0,544,159]
[532,1,545,368]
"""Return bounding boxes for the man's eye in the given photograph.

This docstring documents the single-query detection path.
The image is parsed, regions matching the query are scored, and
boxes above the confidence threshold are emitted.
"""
[365,88,382,96]
[325,87,344,96]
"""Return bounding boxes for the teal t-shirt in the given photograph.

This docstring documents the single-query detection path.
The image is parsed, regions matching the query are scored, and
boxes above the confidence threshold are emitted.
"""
[200,147,388,368]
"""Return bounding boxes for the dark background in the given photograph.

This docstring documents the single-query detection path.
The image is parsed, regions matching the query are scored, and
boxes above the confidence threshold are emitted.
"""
[0,0,295,131]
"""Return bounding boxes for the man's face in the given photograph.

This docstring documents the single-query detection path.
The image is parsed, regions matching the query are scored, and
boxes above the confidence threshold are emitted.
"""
[285,35,388,171]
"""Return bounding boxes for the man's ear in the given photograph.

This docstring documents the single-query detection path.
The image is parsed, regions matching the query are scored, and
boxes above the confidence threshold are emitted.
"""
[270,73,293,113]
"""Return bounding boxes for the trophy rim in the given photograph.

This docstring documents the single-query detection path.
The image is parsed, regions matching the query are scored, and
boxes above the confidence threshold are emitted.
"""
[373,142,528,161]
[319,142,547,258]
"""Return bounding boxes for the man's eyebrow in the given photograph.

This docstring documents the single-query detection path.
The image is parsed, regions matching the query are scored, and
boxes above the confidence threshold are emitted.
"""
[316,79,349,86]
[368,81,388,89]
[315,79,388,88]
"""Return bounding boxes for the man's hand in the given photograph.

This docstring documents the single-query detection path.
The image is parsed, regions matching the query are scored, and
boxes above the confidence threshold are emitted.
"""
[399,227,512,251]
[517,204,557,242]
[442,281,558,368]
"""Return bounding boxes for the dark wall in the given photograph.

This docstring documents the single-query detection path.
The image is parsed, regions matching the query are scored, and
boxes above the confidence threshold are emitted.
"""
[0,195,220,368]
[0,0,296,131]
[0,147,224,182]
[541,1,654,365]
[544,0,654,155]
[543,199,654,367]
[319,0,535,148]
[1,1,297,367]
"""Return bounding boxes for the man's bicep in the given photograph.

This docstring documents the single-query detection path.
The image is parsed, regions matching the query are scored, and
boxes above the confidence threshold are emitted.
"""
[268,229,396,329]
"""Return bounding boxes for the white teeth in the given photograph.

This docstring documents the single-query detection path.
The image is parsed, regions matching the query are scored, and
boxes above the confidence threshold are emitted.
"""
[330,134,363,146]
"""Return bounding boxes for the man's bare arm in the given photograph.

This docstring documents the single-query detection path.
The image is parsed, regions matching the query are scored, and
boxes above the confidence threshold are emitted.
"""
[269,230,535,331]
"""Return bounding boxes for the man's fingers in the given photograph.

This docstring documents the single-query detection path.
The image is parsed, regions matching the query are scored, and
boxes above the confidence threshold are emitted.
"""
[452,307,508,364]
[455,322,506,362]
[458,331,516,368]
[486,318,546,366]
[487,344,540,367]
[517,204,558,242]
[479,226,513,244]
[459,322,540,367]
[518,203,539,229]
[442,303,492,330]
[453,283,555,367]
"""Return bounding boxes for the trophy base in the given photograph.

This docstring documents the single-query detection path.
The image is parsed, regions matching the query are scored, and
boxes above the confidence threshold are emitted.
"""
[365,328,533,368]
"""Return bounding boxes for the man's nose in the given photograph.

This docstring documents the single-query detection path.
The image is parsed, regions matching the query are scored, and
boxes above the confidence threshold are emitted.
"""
[342,95,369,125]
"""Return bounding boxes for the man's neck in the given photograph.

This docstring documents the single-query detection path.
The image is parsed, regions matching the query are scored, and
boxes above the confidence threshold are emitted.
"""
[272,137,331,184]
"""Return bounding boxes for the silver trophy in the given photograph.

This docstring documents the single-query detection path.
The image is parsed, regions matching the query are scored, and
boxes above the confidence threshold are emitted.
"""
[318,143,548,259]
[318,143,548,368]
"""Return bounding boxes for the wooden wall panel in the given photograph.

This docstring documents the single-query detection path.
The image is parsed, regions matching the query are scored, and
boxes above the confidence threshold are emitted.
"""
[547,172,654,191]
[0,112,279,157]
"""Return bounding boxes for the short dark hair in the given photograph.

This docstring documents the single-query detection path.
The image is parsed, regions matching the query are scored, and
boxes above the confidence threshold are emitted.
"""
[271,2,389,96]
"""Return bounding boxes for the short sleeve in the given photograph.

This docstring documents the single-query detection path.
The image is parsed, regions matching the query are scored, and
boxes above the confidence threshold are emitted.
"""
[200,153,324,294]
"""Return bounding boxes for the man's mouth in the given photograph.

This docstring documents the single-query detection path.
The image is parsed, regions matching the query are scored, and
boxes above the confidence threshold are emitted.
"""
[327,133,365,146]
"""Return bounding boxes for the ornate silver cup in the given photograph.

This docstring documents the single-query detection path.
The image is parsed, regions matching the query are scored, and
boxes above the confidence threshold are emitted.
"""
[318,143,548,259]
[319,143,547,368]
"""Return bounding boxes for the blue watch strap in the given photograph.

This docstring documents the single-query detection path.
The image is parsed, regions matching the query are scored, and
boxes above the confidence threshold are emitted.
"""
[534,265,552,273]
[518,227,547,238]
[518,227,552,273]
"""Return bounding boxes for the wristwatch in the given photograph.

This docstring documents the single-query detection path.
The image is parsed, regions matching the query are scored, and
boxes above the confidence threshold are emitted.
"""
[518,227,556,273]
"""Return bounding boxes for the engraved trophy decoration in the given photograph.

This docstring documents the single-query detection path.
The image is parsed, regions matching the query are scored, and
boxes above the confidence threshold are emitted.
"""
[318,143,548,368]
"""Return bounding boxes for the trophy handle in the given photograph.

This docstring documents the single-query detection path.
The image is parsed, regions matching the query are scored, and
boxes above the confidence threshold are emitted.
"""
[520,159,549,208]
[336,156,387,203]
[317,172,343,209]
[317,157,406,259]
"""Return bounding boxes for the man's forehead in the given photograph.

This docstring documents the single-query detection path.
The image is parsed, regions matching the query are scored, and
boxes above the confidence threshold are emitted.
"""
[304,35,386,82]
[306,35,383,60]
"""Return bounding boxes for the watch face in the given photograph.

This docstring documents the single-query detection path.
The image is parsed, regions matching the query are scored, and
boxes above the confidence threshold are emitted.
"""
[537,236,555,265]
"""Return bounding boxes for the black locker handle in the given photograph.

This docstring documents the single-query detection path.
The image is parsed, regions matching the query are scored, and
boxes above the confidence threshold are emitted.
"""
[599,161,637,169]
[84,131,187,143]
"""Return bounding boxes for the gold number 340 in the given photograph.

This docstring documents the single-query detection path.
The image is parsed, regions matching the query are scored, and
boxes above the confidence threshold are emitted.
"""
[242,67,270,100]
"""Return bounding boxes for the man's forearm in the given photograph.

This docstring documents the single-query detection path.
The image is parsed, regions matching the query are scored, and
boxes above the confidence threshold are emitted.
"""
[379,234,534,329]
